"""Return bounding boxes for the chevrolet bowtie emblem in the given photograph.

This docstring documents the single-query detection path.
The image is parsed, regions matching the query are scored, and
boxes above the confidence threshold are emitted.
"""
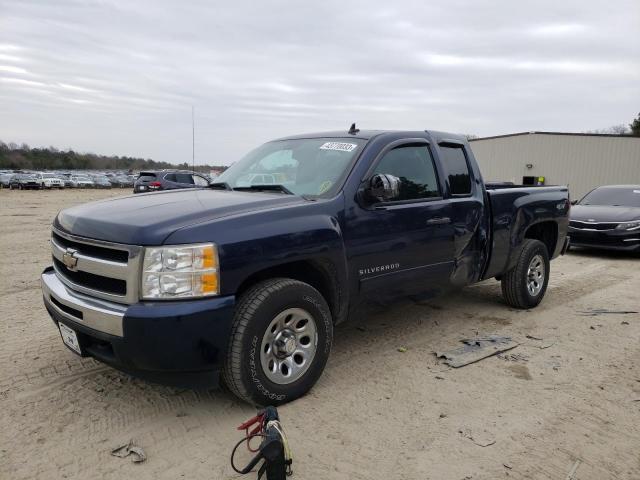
[62,248,78,271]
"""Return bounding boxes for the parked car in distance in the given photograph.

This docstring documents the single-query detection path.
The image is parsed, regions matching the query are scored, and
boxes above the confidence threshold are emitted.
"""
[235,172,277,187]
[57,173,74,188]
[115,175,134,188]
[133,170,210,193]
[103,173,122,187]
[42,128,570,406]
[0,172,14,188]
[90,175,113,189]
[35,172,65,189]
[9,173,40,190]
[69,175,95,188]
[569,185,640,252]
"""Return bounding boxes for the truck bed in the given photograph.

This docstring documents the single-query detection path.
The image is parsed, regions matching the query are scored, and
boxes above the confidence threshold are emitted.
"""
[483,185,570,280]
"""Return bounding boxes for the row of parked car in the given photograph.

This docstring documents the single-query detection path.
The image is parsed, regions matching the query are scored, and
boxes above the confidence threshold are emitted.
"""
[0,171,136,189]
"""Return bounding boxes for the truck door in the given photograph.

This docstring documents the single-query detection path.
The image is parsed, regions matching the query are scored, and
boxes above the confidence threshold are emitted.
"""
[436,141,488,286]
[345,140,455,301]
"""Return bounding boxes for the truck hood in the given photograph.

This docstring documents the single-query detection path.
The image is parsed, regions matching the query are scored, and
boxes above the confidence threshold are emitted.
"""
[571,205,640,223]
[55,189,307,245]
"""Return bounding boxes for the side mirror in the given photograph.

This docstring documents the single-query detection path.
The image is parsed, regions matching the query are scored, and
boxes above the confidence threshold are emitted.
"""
[364,173,400,203]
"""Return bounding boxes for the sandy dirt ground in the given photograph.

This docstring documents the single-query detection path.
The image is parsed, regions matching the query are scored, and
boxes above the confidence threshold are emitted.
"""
[1,188,639,480]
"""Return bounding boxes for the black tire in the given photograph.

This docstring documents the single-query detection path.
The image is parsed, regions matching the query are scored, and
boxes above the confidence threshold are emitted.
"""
[501,239,550,309]
[223,278,333,406]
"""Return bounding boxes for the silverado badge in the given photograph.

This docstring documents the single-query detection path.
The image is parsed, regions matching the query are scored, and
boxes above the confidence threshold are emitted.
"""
[62,248,78,271]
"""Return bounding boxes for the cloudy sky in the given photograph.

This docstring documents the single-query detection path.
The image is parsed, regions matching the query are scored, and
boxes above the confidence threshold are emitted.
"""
[1,0,638,165]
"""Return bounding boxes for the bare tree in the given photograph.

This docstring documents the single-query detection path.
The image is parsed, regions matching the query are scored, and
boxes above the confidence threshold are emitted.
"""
[584,124,630,135]
[630,112,640,136]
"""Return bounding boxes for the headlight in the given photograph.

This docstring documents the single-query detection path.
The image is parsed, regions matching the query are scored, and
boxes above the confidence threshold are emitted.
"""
[141,243,219,299]
[615,220,640,231]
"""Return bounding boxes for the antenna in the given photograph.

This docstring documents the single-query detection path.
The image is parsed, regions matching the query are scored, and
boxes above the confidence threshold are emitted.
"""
[348,123,360,135]
[192,105,195,172]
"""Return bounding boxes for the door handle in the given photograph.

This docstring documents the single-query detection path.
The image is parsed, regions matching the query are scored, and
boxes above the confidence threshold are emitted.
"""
[426,216,451,225]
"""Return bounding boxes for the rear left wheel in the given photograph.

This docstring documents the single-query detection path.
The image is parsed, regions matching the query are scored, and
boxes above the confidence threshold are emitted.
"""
[223,278,333,406]
[501,239,550,309]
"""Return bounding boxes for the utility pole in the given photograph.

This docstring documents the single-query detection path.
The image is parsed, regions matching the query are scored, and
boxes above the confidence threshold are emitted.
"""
[192,105,195,172]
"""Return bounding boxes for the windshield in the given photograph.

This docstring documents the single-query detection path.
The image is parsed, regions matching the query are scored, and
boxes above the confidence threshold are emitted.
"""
[42,173,56,178]
[216,138,366,197]
[580,187,640,207]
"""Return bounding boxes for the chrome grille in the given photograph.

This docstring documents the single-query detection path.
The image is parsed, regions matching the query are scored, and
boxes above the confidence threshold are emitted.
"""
[569,220,618,231]
[51,227,142,304]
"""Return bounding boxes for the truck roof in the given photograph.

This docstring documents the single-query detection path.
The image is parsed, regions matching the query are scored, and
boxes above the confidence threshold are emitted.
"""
[274,130,468,143]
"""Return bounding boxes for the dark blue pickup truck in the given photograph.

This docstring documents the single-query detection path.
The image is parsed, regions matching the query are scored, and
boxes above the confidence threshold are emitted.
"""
[41,128,570,405]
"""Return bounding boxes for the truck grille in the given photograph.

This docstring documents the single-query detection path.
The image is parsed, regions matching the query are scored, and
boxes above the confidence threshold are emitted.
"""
[569,220,618,231]
[53,257,127,295]
[52,231,129,263]
[51,227,142,304]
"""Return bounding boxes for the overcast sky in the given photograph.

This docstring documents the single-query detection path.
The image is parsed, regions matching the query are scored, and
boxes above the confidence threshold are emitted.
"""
[1,0,638,165]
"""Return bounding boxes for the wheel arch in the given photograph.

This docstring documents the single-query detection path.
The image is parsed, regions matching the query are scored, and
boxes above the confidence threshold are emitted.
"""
[235,258,347,324]
[524,221,558,259]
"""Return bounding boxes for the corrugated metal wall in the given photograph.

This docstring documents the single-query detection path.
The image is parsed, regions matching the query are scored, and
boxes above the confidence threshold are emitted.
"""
[469,133,640,198]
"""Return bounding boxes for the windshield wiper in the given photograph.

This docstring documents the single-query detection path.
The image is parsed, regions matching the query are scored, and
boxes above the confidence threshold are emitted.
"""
[234,184,295,195]
[208,181,233,191]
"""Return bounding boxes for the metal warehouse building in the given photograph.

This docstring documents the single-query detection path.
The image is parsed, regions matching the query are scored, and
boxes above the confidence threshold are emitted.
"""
[469,132,640,198]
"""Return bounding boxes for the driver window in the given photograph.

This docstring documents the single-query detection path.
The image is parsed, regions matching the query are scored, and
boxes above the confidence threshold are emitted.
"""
[373,145,440,201]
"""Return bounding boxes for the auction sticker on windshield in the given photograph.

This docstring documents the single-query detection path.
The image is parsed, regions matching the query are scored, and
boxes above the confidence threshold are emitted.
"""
[319,142,358,152]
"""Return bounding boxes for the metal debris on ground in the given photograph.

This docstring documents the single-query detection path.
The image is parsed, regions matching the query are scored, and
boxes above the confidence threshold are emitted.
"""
[111,440,147,463]
[458,428,496,447]
[498,352,529,362]
[436,336,518,368]
[565,459,581,480]
[578,309,638,317]
[524,335,556,349]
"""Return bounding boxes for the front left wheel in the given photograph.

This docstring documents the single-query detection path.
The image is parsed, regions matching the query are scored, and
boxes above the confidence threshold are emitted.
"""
[223,278,333,406]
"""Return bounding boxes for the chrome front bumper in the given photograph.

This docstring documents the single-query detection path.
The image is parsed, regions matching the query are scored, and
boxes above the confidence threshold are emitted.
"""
[41,268,126,337]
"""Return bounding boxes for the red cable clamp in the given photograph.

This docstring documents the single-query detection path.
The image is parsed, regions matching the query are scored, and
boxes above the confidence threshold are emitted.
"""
[237,411,266,453]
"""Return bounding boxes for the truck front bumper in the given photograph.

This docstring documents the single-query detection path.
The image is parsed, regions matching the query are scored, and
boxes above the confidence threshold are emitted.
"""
[41,267,236,388]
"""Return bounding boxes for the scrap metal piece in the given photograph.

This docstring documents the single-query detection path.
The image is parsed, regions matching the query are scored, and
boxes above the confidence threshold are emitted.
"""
[578,309,638,316]
[111,439,147,463]
[565,459,582,480]
[459,427,496,447]
[436,336,518,368]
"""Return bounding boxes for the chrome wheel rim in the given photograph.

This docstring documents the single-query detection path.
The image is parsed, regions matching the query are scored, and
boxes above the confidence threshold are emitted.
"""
[527,254,545,296]
[260,308,318,385]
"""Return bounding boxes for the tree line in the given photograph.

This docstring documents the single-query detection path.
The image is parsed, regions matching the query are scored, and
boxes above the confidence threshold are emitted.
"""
[0,141,227,174]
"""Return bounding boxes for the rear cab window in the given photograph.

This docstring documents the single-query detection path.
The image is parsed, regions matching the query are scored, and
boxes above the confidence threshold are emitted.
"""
[439,145,472,196]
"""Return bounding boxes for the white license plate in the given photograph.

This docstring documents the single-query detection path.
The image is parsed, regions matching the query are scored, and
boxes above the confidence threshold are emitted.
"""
[59,323,82,355]
[139,186,147,191]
